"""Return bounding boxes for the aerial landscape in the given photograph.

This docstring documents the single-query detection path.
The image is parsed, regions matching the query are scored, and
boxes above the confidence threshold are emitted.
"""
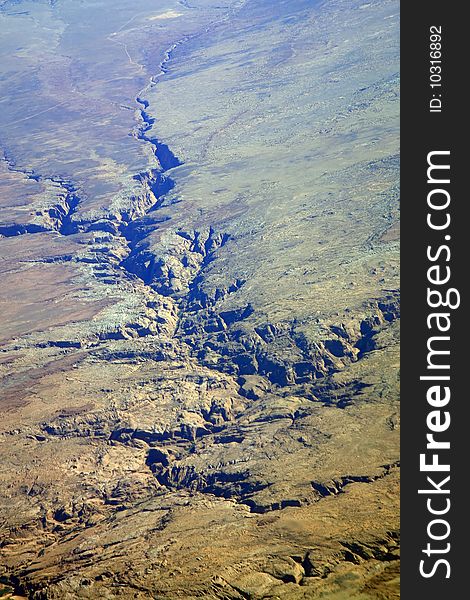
[0,0,399,598]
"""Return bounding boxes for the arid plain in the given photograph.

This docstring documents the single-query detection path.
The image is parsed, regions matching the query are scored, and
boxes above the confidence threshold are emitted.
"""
[0,0,399,598]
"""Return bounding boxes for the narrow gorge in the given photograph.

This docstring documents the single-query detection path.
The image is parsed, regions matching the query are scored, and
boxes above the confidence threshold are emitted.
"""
[0,0,400,598]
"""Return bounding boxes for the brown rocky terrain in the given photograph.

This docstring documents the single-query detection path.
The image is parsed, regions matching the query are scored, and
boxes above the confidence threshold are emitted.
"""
[0,0,399,598]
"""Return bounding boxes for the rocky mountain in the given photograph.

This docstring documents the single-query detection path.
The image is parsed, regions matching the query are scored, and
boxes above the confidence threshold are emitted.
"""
[0,0,399,598]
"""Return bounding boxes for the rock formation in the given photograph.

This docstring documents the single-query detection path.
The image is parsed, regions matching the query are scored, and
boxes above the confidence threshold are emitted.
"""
[0,0,399,597]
